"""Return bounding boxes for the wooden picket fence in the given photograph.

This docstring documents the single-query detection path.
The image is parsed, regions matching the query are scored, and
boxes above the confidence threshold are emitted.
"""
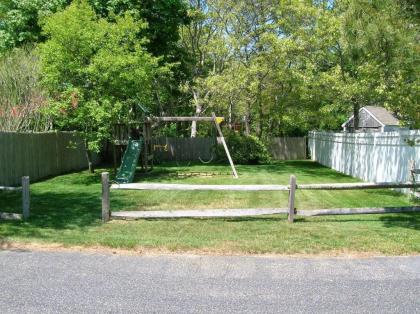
[269,137,307,160]
[0,131,98,186]
[152,137,215,162]
[150,136,307,162]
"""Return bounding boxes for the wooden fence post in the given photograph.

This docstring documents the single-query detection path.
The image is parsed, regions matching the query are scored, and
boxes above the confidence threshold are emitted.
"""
[102,172,110,222]
[22,176,30,220]
[288,175,296,223]
[409,160,418,197]
[409,160,415,179]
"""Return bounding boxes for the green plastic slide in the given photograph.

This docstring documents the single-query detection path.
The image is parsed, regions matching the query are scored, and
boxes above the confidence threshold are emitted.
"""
[115,139,143,184]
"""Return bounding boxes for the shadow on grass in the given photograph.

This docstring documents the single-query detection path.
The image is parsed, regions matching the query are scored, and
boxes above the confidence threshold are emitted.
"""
[0,191,21,214]
[379,213,420,231]
[0,190,129,232]
[291,213,420,231]
[61,172,103,186]
[112,212,420,230]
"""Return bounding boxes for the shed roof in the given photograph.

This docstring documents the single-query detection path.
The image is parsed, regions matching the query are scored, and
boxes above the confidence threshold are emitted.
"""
[342,106,400,127]
[363,106,400,125]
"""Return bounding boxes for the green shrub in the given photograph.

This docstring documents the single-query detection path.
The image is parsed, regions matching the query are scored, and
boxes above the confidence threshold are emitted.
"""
[217,133,271,164]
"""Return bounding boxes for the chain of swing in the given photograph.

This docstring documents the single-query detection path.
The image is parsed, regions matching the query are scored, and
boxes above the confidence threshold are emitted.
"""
[152,121,217,168]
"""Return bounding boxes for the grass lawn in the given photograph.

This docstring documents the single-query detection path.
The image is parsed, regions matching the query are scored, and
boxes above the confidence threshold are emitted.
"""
[0,161,419,255]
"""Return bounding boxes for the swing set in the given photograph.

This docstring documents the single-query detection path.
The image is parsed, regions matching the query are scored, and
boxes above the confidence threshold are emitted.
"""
[153,120,217,166]
[112,110,238,183]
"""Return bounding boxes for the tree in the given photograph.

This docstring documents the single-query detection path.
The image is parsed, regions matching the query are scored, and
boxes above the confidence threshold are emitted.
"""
[4,0,418,141]
[186,0,322,138]
[179,0,229,137]
[0,1,190,121]
[0,0,70,53]
[39,0,167,172]
[200,0,419,135]
[90,0,189,59]
[319,0,420,129]
[90,0,190,118]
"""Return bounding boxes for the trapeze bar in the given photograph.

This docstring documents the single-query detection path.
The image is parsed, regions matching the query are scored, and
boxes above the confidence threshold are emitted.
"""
[146,116,224,122]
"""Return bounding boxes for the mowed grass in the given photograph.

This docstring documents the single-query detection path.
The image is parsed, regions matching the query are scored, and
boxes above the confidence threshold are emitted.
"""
[0,161,419,255]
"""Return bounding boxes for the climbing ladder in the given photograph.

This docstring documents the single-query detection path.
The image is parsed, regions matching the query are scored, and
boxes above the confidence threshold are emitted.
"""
[115,139,143,184]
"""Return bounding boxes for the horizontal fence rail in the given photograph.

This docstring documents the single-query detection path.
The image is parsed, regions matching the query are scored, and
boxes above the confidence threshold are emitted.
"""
[0,212,23,220]
[297,182,417,190]
[111,183,290,191]
[112,208,289,219]
[297,206,420,217]
[102,172,419,222]
[0,186,22,191]
[110,181,417,191]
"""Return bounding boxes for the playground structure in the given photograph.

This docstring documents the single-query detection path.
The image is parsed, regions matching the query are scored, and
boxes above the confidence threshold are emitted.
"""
[112,110,238,183]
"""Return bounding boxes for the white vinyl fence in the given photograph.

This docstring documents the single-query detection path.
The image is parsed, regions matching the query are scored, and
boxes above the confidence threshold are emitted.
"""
[308,130,420,183]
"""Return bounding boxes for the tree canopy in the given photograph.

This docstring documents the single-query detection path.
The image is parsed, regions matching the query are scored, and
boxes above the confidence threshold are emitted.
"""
[38,0,170,171]
[0,0,418,143]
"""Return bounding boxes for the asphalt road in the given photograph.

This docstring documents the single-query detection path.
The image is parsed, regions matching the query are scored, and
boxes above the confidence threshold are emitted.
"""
[0,250,419,313]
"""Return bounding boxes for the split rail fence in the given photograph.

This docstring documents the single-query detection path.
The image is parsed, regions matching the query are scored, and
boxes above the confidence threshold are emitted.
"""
[101,172,419,222]
[0,176,30,220]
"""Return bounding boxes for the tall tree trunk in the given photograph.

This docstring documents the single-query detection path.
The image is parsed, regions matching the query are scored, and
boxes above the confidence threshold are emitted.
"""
[352,101,360,132]
[244,102,251,136]
[190,90,202,138]
[228,99,233,129]
[243,115,250,136]
[257,106,263,138]
[84,139,94,173]
[256,82,264,138]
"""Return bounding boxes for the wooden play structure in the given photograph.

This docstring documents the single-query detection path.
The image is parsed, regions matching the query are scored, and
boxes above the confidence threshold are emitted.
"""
[112,110,238,183]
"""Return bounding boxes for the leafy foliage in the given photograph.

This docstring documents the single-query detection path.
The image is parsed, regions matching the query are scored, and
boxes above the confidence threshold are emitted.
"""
[0,0,70,53]
[89,0,190,117]
[1,0,418,140]
[38,0,168,152]
[217,132,271,164]
[90,0,189,58]
[182,0,419,135]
